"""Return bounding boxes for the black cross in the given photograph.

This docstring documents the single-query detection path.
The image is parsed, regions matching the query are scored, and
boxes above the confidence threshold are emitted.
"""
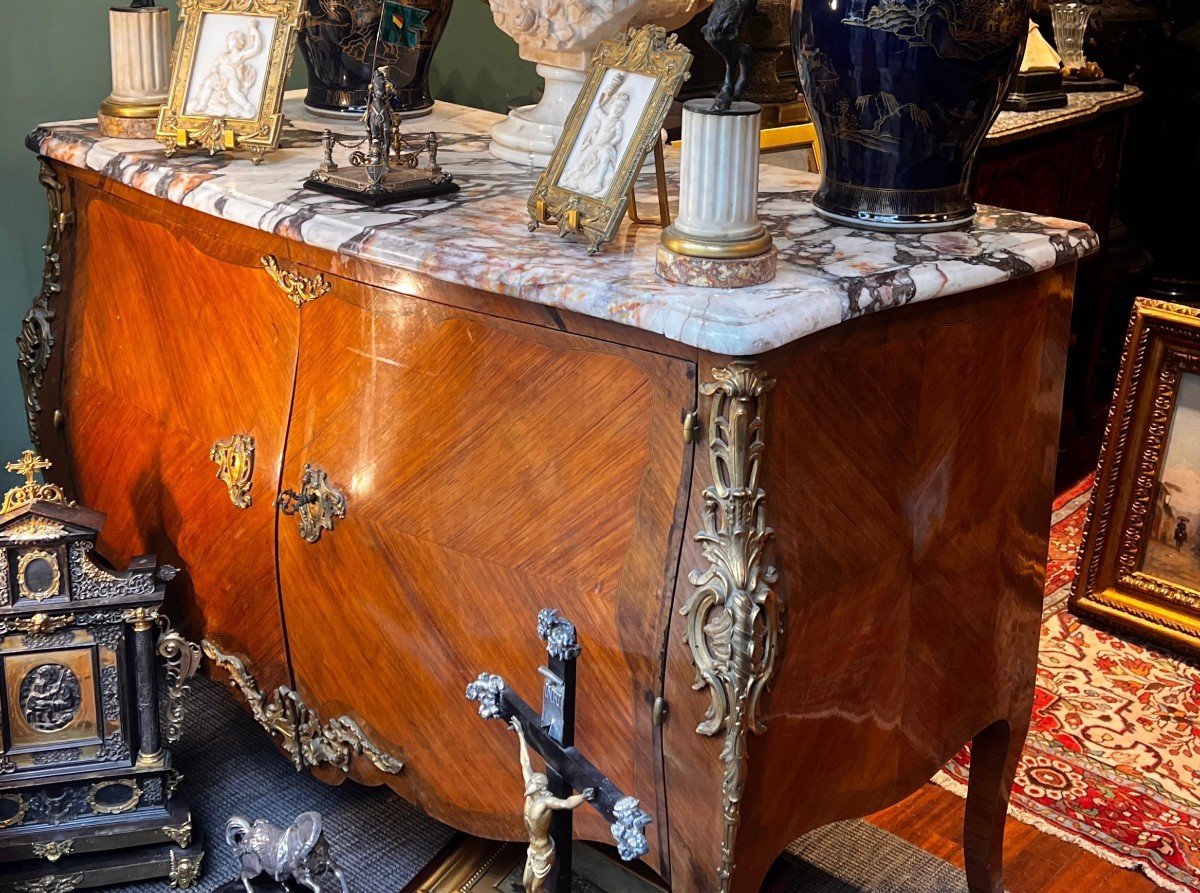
[467,610,653,893]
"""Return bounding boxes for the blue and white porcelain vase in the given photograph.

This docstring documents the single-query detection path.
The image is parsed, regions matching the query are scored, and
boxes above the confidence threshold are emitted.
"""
[792,0,1030,231]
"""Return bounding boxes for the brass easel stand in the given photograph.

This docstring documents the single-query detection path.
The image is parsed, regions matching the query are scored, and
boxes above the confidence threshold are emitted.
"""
[626,136,671,227]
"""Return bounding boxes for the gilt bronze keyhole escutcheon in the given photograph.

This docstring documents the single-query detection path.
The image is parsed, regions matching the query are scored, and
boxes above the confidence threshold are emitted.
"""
[211,434,255,509]
[276,465,347,543]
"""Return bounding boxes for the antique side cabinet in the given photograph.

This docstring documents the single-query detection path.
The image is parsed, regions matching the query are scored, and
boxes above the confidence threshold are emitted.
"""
[22,100,1099,893]
[0,454,202,892]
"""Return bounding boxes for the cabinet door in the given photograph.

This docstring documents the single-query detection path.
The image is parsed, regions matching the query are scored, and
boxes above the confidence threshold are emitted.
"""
[277,274,695,868]
[57,188,298,693]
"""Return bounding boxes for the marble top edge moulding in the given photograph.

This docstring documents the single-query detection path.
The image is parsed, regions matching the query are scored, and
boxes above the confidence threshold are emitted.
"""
[26,92,1100,356]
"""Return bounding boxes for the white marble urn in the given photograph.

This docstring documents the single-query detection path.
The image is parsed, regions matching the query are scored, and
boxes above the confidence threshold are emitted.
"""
[488,0,711,166]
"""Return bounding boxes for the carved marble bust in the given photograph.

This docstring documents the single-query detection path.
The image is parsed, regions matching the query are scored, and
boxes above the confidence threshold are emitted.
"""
[487,0,710,165]
[489,0,710,70]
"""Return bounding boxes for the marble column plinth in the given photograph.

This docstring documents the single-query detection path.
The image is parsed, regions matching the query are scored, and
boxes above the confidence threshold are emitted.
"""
[657,99,774,287]
[100,5,170,138]
[656,243,778,288]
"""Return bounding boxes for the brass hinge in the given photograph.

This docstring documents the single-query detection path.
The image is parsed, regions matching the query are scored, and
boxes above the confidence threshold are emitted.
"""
[653,697,668,726]
[261,255,331,307]
[682,411,700,444]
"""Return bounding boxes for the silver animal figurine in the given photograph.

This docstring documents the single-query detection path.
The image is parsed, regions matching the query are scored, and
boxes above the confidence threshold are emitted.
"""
[225,812,348,893]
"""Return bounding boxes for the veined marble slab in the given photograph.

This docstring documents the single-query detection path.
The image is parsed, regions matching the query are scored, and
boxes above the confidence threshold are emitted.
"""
[27,92,1098,355]
[987,85,1142,146]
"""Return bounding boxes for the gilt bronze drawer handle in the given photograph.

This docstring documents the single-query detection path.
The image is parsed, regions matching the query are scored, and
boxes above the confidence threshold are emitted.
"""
[276,465,347,544]
[210,434,255,509]
[260,255,331,307]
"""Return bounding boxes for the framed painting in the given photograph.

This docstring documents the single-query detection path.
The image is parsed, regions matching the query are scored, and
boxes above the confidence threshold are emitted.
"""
[1073,298,1200,654]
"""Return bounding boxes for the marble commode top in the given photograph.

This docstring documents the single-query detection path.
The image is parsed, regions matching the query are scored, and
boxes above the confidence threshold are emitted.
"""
[28,93,1098,355]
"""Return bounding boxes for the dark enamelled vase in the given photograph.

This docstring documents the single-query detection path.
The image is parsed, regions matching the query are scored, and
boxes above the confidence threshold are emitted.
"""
[299,0,454,118]
[792,0,1030,231]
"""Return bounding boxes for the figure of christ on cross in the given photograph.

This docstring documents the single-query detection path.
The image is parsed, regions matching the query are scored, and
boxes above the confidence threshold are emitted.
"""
[511,717,594,893]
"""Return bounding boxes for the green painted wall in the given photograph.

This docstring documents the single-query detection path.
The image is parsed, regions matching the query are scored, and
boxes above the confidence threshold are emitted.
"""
[0,0,535,470]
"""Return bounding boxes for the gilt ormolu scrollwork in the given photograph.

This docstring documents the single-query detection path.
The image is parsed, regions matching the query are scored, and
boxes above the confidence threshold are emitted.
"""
[157,622,203,743]
[276,465,347,543]
[210,434,255,509]
[681,360,783,893]
[260,255,331,307]
[202,640,403,775]
[18,161,70,448]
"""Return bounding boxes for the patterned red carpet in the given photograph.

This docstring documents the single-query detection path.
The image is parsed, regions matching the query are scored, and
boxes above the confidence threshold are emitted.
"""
[937,477,1200,893]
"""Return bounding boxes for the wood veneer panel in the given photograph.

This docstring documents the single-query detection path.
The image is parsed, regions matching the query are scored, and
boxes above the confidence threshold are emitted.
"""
[276,273,696,872]
[662,267,1075,893]
[57,187,297,693]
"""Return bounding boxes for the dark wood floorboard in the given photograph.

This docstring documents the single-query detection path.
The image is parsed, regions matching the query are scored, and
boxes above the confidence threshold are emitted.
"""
[866,783,1167,893]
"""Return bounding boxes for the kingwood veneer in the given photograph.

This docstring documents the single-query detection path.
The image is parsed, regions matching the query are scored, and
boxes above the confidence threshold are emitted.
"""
[22,157,1075,893]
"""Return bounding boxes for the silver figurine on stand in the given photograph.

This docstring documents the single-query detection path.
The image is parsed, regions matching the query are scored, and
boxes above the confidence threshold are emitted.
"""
[305,67,458,206]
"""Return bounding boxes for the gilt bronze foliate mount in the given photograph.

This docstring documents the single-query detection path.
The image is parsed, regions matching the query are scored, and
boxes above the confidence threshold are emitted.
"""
[202,640,402,776]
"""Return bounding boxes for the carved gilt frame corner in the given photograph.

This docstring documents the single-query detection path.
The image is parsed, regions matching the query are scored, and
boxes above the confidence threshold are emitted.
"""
[1072,298,1200,653]
[155,0,305,164]
[527,25,692,255]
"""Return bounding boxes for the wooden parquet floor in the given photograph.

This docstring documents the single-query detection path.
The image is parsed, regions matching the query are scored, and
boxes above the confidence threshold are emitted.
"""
[867,783,1167,892]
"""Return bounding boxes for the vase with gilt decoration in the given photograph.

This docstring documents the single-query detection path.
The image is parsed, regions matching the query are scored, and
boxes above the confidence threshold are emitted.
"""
[791,0,1030,231]
[299,0,455,119]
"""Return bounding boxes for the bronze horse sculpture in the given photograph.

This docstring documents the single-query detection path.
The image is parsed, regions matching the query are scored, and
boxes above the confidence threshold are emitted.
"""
[703,0,757,111]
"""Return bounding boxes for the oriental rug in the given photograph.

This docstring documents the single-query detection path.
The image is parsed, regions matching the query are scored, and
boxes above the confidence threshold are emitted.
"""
[937,476,1200,893]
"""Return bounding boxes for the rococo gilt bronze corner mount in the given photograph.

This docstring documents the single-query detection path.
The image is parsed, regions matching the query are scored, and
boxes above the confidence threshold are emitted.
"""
[1073,298,1200,655]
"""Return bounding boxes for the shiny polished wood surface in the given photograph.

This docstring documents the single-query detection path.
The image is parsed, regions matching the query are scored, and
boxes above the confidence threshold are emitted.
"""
[39,161,1077,893]
[277,272,695,866]
[56,182,298,694]
[663,266,1074,893]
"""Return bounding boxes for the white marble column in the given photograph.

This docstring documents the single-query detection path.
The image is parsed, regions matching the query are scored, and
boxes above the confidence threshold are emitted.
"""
[657,99,775,288]
[99,5,170,136]
[674,101,766,245]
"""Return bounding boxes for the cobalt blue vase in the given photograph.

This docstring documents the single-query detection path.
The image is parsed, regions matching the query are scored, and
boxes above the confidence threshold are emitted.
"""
[792,0,1030,231]
[299,0,454,119]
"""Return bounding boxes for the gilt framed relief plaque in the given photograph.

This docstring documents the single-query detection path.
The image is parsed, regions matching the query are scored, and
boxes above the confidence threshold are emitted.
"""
[156,0,305,164]
[1073,298,1200,654]
[528,25,691,255]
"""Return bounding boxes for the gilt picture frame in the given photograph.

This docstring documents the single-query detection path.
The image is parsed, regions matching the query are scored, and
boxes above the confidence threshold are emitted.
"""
[1072,298,1200,654]
[528,25,692,255]
[155,0,305,164]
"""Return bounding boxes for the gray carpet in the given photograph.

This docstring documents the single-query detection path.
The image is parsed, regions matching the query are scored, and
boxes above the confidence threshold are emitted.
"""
[109,677,976,892]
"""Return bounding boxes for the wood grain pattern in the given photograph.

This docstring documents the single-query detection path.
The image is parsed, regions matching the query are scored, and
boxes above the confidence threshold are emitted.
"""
[276,271,695,870]
[862,783,1163,893]
[662,266,1075,893]
[38,165,1079,893]
[53,184,298,694]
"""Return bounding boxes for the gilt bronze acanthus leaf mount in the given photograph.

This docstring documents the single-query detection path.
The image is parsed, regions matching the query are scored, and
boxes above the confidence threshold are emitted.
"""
[202,640,403,775]
[681,360,783,893]
[18,161,71,448]
[261,255,332,307]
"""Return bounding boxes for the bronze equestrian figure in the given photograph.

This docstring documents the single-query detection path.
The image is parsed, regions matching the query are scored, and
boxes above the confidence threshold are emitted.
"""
[703,0,756,111]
